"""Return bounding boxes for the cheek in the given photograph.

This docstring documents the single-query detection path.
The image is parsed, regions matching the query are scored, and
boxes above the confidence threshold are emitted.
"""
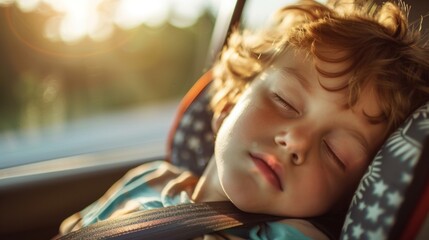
[285,170,340,216]
[214,100,251,168]
[216,99,260,144]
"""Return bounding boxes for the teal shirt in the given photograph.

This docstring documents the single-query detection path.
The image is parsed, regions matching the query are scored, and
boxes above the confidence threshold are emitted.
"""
[62,161,311,239]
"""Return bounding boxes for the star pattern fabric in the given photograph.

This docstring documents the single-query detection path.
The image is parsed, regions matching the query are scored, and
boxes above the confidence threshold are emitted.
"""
[341,102,429,239]
[170,87,214,176]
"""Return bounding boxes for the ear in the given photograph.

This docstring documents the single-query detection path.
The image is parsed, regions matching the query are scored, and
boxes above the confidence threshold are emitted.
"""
[211,103,232,134]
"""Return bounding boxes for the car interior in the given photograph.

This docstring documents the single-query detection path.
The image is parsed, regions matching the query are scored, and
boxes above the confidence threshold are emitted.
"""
[1,0,428,239]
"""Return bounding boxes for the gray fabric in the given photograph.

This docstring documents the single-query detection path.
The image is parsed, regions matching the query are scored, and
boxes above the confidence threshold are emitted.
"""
[170,86,214,175]
[341,102,429,240]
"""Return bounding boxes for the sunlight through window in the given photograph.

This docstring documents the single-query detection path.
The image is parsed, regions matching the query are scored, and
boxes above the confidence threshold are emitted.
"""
[114,0,168,29]
[16,0,39,12]
[170,0,206,28]
[41,0,104,43]
[0,0,14,6]
[4,0,214,43]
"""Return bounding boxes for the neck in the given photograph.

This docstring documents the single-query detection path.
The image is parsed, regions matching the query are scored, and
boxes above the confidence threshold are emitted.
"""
[192,157,228,202]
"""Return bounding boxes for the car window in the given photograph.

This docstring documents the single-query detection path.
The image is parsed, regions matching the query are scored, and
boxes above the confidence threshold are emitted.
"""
[0,0,333,173]
[0,0,220,169]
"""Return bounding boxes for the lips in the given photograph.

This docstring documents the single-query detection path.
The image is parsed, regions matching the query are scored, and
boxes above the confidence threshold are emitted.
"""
[249,152,284,191]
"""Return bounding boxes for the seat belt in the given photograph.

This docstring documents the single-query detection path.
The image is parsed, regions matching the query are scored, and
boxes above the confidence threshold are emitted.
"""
[59,201,283,240]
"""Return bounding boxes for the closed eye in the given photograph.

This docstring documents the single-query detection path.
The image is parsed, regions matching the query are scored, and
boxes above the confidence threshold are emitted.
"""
[323,140,346,171]
[271,92,299,113]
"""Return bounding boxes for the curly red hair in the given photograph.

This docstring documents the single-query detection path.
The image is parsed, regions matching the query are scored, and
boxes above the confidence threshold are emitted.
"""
[210,0,429,132]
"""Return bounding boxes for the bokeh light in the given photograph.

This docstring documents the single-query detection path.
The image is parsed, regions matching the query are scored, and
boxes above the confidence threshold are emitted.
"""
[0,0,15,6]
[2,0,215,43]
[114,0,169,29]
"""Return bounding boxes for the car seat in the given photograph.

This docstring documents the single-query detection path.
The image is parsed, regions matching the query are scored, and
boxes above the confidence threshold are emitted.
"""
[166,70,429,240]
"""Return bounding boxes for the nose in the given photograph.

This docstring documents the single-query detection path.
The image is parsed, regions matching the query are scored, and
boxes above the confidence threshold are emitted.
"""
[274,131,308,165]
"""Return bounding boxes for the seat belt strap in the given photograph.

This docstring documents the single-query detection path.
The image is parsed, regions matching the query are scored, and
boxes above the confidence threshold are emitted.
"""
[59,201,283,240]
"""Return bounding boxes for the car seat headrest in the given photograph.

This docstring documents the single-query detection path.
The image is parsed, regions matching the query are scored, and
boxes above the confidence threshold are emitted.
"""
[167,72,429,239]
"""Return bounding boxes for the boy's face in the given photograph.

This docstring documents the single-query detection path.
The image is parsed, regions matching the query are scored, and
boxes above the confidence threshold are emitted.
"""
[214,49,388,217]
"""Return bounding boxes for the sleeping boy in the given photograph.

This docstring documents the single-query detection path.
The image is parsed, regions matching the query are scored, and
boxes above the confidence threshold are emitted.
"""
[59,0,429,239]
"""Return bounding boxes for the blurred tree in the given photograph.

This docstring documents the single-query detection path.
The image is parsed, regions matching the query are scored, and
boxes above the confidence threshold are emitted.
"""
[0,4,214,133]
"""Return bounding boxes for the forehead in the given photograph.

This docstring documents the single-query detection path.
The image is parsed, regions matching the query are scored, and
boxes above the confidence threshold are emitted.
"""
[268,48,385,121]
[274,47,354,89]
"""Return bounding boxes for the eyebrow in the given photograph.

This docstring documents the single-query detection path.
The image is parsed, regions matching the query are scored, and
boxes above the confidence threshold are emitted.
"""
[280,67,311,90]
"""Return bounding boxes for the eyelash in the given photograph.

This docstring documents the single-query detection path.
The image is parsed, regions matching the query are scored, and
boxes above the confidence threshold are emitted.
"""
[323,140,346,171]
[271,93,299,113]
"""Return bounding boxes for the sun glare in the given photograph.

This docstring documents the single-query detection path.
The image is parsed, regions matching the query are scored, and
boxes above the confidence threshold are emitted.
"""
[0,0,14,6]
[170,0,206,28]
[4,0,213,43]
[114,0,168,29]
[16,0,40,12]
[40,0,106,43]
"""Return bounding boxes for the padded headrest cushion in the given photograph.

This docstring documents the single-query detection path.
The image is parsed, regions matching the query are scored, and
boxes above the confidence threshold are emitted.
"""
[167,71,214,175]
[167,72,429,239]
[341,102,429,239]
